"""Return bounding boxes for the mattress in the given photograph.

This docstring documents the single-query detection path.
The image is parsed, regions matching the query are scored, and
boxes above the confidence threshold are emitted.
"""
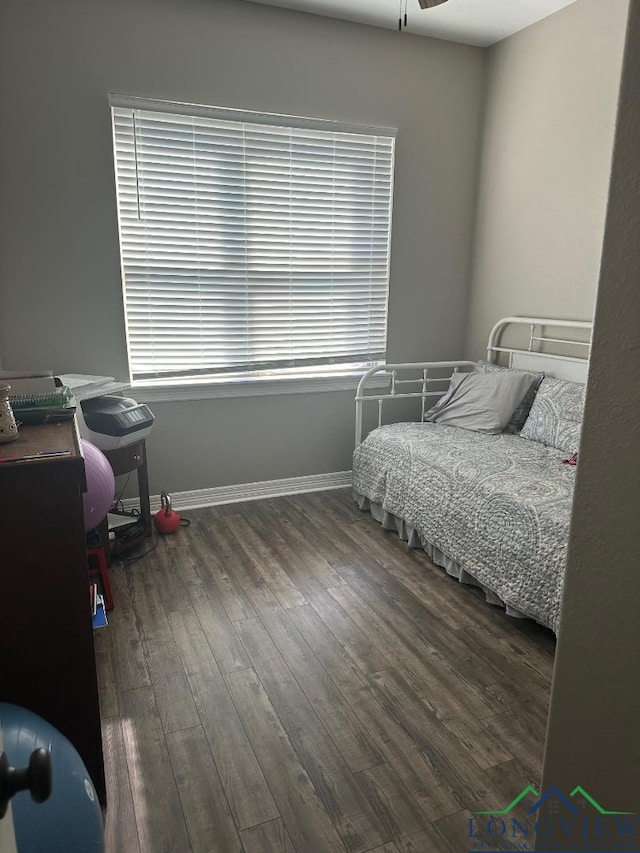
[352,422,577,632]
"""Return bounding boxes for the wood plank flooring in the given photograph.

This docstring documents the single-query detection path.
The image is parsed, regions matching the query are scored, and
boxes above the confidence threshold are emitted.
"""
[97,489,555,853]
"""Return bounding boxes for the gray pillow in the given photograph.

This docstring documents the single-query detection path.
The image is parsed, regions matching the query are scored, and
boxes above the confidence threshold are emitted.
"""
[475,361,544,434]
[424,371,535,434]
[520,377,586,452]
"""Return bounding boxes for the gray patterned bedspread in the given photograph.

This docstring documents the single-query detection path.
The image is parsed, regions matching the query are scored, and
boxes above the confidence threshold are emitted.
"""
[352,423,577,631]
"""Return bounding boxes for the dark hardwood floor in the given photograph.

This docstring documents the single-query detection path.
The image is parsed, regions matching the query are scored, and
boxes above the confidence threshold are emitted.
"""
[96,489,555,853]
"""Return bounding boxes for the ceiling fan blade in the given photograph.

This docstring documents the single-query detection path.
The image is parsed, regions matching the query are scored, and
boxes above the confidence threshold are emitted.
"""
[417,0,449,8]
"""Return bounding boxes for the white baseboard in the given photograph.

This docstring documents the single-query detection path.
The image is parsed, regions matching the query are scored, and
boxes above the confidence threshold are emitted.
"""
[121,470,352,513]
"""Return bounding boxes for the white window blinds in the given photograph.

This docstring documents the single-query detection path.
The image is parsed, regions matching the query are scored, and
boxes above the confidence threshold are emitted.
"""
[111,98,395,382]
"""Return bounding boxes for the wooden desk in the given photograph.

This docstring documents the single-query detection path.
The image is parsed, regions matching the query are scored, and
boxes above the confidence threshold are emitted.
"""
[0,420,106,805]
[104,438,152,537]
[97,438,152,566]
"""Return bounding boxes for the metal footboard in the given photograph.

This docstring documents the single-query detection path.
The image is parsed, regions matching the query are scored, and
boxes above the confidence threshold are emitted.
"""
[354,360,476,446]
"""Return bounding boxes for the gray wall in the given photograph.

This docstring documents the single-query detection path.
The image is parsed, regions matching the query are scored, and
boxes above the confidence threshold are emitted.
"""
[464,0,628,359]
[0,0,485,493]
[542,0,639,824]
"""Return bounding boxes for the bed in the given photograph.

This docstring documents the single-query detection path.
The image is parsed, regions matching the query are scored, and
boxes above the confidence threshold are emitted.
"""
[352,317,592,633]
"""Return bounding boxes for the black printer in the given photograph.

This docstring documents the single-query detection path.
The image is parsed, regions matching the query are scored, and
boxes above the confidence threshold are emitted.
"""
[79,395,155,450]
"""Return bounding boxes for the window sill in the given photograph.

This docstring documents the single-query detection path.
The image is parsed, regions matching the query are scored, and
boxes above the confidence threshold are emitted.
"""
[131,371,389,404]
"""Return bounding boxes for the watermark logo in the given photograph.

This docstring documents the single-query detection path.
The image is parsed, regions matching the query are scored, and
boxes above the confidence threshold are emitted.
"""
[468,785,638,852]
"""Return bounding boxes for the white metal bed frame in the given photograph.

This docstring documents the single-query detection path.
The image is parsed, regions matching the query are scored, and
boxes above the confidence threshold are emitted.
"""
[355,316,592,446]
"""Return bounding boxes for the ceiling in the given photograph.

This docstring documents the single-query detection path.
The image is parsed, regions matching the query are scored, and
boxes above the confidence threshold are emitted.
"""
[246,0,579,47]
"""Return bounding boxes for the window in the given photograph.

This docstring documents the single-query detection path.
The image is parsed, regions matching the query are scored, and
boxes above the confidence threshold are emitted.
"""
[110,97,395,386]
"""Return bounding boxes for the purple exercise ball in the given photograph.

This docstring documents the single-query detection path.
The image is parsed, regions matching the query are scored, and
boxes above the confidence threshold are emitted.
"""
[81,439,115,532]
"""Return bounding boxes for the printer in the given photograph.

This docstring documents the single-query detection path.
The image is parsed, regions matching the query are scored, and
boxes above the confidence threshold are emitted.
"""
[78,395,155,450]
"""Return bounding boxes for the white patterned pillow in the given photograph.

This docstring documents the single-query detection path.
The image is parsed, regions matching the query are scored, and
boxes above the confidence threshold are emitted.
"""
[520,377,585,452]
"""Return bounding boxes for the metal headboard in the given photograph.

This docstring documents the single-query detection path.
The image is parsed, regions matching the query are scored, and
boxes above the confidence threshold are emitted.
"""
[487,316,592,373]
[355,316,593,446]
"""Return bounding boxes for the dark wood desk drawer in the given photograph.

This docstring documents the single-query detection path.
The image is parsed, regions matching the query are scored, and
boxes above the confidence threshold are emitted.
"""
[0,420,106,805]
[103,440,145,476]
